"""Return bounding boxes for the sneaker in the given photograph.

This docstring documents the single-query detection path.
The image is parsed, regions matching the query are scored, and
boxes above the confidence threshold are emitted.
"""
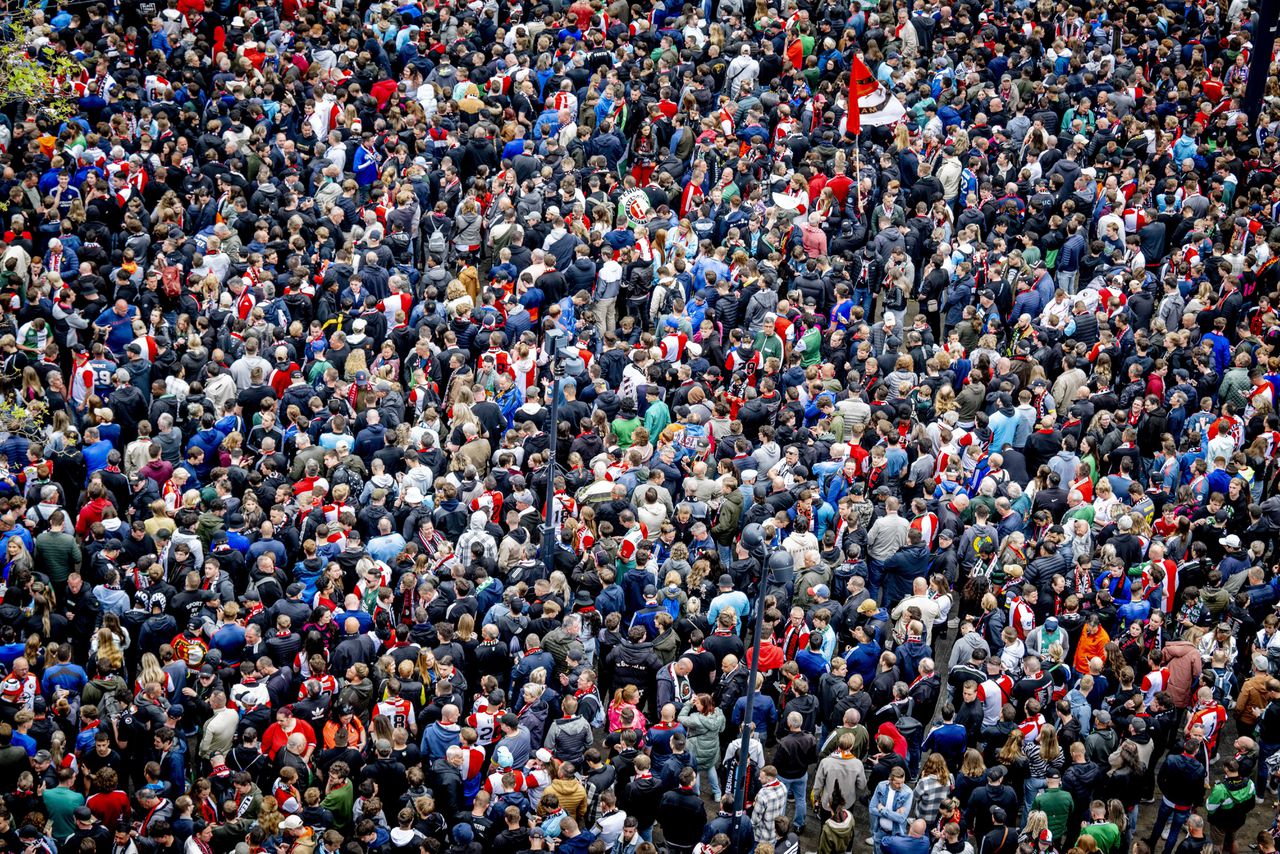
[1161,827,1170,840]
[1140,798,1156,804]
[1258,796,1268,805]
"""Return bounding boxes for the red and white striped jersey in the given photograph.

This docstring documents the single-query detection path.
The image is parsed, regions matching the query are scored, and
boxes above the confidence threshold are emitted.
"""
[1016,713,1046,742]
[911,512,939,548]
[467,709,502,745]
[659,332,688,363]
[373,697,413,731]
[1140,667,1170,706]
[1187,702,1227,749]
[235,287,257,320]
[1010,598,1036,640]
[379,292,414,326]
[618,523,649,563]
[977,674,1013,726]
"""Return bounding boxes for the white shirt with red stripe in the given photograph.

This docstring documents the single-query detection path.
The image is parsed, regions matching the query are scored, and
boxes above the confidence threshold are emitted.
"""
[618,523,649,563]
[373,697,413,730]
[1187,701,1227,750]
[976,674,1013,726]
[1009,598,1036,640]
[1140,668,1170,707]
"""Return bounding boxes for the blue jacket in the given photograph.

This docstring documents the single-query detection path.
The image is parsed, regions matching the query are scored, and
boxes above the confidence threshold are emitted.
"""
[882,835,931,854]
[1058,234,1086,272]
[421,720,462,760]
[869,781,913,835]
[354,145,380,186]
[732,693,778,733]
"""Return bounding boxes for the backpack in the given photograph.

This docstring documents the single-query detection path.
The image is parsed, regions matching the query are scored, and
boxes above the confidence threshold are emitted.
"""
[425,217,448,258]
[719,750,761,809]
[161,264,183,298]
[487,787,530,822]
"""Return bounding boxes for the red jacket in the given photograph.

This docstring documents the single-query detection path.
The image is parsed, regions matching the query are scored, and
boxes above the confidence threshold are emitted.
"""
[75,497,111,537]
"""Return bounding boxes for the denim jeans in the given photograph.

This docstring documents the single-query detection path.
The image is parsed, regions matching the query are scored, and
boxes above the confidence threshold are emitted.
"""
[1024,776,1047,817]
[853,288,875,318]
[703,764,722,800]
[777,773,809,830]
[1260,741,1280,792]
[1148,800,1191,854]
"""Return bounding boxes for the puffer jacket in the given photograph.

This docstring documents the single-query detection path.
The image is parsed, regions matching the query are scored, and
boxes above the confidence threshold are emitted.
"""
[678,703,726,770]
[545,776,589,823]
[1162,641,1203,709]
[544,713,593,767]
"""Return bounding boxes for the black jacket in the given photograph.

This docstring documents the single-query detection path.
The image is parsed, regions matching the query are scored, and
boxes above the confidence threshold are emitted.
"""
[659,787,709,846]
[773,731,818,779]
[1156,752,1207,808]
[966,783,1020,839]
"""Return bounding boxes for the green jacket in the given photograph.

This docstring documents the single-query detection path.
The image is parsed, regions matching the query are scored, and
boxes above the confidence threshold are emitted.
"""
[711,490,743,545]
[1207,777,1256,829]
[322,779,355,830]
[644,400,671,439]
[34,530,81,583]
[1032,787,1074,842]
[1079,821,1121,854]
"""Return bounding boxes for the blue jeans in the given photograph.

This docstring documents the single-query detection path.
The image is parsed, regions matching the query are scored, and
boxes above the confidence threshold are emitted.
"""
[1024,776,1047,817]
[1259,741,1280,792]
[777,773,809,830]
[853,287,875,318]
[703,765,722,801]
[867,560,884,600]
[1148,800,1191,854]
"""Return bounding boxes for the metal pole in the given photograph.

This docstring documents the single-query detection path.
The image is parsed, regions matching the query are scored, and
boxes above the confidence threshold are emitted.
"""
[1244,0,1280,127]
[541,366,561,576]
[732,548,768,850]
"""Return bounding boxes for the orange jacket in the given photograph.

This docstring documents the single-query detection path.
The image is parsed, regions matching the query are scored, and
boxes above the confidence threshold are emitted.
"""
[1073,626,1110,673]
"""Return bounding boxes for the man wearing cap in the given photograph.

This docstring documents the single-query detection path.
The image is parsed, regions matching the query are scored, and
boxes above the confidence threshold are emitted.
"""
[1031,767,1074,842]
[1026,616,1069,661]
[65,804,112,852]
[967,765,1020,839]
[707,574,750,625]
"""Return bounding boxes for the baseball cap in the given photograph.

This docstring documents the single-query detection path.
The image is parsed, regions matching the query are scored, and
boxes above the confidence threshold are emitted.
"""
[280,815,305,830]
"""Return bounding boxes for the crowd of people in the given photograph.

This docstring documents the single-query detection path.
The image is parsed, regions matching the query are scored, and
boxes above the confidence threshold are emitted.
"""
[2,0,1280,850]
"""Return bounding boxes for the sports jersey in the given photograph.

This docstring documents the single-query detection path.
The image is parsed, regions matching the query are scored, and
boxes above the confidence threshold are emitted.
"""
[1141,668,1170,707]
[87,358,117,397]
[976,674,1013,726]
[374,697,413,731]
